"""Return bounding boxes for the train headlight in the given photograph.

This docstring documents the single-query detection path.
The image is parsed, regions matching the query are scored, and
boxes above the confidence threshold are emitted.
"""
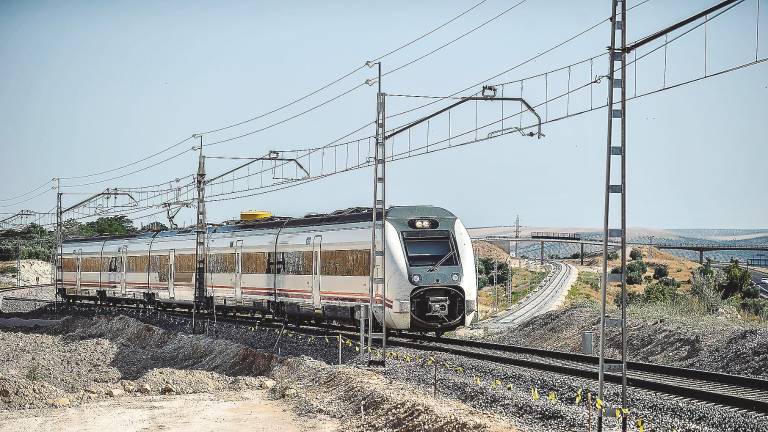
[408,218,438,229]
[411,274,421,284]
[451,273,460,282]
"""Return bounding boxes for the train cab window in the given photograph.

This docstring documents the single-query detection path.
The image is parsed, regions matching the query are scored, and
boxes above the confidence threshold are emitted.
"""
[402,231,459,268]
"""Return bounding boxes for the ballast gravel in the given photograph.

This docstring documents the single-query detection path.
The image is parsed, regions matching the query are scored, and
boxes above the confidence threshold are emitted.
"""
[2,308,767,431]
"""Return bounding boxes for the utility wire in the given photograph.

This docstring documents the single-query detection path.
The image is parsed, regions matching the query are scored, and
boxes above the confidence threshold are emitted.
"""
[0,179,53,202]
[198,0,491,136]
[60,147,195,188]
[24,0,493,186]
[0,186,54,209]
[203,0,531,147]
[382,0,529,77]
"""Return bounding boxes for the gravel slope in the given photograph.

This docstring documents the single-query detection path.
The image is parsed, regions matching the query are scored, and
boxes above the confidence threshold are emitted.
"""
[484,304,768,378]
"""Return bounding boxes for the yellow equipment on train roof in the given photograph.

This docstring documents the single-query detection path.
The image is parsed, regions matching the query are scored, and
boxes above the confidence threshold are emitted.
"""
[240,210,272,221]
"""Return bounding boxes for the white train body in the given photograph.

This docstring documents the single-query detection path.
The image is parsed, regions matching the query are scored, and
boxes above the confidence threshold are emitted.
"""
[59,206,477,332]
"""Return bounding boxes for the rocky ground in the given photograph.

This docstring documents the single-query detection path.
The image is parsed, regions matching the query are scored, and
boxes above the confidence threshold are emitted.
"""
[0,313,521,431]
[480,303,768,379]
[3,307,763,431]
[0,260,52,288]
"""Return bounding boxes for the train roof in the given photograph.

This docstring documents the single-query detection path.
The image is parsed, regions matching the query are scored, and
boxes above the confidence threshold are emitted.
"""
[62,205,456,245]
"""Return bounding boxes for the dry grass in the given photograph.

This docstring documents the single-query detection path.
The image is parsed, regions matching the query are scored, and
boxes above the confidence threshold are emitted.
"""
[575,246,701,303]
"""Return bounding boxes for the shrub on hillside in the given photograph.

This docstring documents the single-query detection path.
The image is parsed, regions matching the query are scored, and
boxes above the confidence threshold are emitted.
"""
[626,271,643,285]
[630,248,643,261]
[691,266,726,313]
[740,298,768,320]
[607,251,619,260]
[720,259,753,299]
[643,278,679,303]
[653,265,669,279]
[0,265,18,275]
[627,260,647,274]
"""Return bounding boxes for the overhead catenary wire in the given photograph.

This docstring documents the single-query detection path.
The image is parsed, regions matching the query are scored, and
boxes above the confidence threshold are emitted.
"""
[0,179,54,202]
[60,147,196,189]
[198,0,491,136]
[202,0,532,148]
[25,0,753,226]
[12,1,494,190]
[15,0,637,191]
[204,4,762,203]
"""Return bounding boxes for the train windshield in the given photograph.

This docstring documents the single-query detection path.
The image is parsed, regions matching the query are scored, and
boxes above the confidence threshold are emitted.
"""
[403,231,458,267]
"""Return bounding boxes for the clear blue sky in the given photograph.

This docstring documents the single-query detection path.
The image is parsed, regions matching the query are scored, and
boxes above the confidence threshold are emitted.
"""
[1,0,766,229]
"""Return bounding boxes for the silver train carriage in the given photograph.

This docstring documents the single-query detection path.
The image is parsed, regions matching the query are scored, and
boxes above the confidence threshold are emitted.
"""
[58,206,478,332]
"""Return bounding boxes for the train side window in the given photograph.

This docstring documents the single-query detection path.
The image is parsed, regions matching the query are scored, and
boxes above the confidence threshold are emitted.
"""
[267,252,286,274]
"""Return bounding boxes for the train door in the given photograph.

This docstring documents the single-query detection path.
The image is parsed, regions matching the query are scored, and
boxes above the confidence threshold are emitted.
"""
[311,235,322,309]
[234,240,243,303]
[120,246,127,296]
[75,249,82,291]
[168,249,175,299]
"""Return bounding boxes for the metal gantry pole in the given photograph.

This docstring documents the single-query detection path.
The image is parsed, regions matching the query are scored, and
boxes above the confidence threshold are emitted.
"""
[619,2,629,429]
[16,240,21,287]
[55,178,63,294]
[367,61,387,366]
[194,135,207,327]
[515,215,520,267]
[598,0,627,430]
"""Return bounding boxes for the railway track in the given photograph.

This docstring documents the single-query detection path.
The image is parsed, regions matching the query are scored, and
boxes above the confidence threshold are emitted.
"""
[8,300,768,414]
[392,333,768,413]
[493,261,574,326]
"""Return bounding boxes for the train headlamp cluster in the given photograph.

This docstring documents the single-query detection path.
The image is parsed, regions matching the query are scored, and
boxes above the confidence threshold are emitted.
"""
[409,218,438,229]
[411,274,421,284]
[451,273,460,282]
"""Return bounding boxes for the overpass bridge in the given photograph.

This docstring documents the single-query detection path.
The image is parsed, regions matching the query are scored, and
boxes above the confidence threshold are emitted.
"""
[476,234,768,265]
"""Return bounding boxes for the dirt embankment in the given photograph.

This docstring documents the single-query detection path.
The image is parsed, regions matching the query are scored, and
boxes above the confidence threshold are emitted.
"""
[0,260,52,288]
[1,316,515,431]
[271,356,514,432]
[488,305,768,378]
[0,316,273,411]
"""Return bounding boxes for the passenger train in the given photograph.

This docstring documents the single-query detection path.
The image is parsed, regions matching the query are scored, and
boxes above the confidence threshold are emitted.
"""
[58,206,477,333]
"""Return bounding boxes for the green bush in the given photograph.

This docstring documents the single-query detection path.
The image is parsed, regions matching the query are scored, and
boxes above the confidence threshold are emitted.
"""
[643,279,679,302]
[626,260,647,274]
[653,265,669,279]
[607,251,619,260]
[610,266,622,274]
[720,259,752,299]
[740,298,768,319]
[0,265,18,275]
[629,248,643,261]
[626,271,643,285]
[659,277,680,288]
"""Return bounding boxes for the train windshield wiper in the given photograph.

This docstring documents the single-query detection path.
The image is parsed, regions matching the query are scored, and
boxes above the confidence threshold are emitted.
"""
[427,250,455,272]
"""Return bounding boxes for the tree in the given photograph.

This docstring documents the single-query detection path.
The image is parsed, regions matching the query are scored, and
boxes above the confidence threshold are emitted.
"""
[653,265,669,280]
[630,248,643,261]
[719,259,752,299]
[141,222,169,232]
[476,257,510,288]
[691,266,726,313]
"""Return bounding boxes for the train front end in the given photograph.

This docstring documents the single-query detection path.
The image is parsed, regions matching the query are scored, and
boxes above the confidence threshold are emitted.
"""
[385,206,477,333]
